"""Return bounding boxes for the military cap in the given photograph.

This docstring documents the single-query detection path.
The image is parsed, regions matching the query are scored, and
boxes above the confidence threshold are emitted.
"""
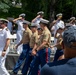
[37,11,44,15]
[70,17,75,21]
[37,27,43,30]
[65,23,72,27]
[23,20,30,25]
[30,23,38,27]
[7,17,14,21]
[58,24,65,29]
[57,22,65,29]
[56,13,63,17]
[40,18,49,25]
[19,13,26,17]
[63,25,76,48]
[0,18,8,24]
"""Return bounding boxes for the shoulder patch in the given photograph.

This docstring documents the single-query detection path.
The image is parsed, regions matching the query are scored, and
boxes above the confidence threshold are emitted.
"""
[5,28,8,31]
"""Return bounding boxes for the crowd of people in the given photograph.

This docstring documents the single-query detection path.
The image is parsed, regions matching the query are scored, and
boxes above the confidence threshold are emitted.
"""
[0,11,76,75]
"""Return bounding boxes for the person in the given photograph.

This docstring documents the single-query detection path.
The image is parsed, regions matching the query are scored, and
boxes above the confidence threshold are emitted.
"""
[13,13,25,54]
[50,25,64,61]
[69,17,76,26]
[0,19,11,75]
[7,17,14,34]
[10,20,32,75]
[28,19,51,75]
[40,25,76,75]
[32,11,44,28]
[51,13,65,50]
[22,23,38,75]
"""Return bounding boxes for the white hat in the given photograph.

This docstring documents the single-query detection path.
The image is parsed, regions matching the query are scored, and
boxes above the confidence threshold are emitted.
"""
[70,17,75,21]
[40,18,49,24]
[23,20,30,25]
[31,23,38,27]
[0,18,9,23]
[19,13,26,17]
[56,13,63,17]
[37,11,44,15]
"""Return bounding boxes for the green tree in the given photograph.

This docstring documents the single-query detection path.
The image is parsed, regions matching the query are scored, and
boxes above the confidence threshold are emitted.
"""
[0,0,11,12]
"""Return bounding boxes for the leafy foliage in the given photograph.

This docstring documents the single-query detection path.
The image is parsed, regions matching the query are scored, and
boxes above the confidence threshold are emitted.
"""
[0,0,76,21]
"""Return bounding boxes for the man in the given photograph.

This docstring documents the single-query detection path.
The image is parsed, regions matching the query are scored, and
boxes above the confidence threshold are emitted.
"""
[51,25,64,61]
[32,11,44,28]
[0,19,10,75]
[28,19,51,75]
[51,13,64,35]
[22,23,38,75]
[69,17,76,26]
[51,13,64,51]
[7,17,14,33]
[13,13,25,54]
[10,20,32,75]
[40,25,76,75]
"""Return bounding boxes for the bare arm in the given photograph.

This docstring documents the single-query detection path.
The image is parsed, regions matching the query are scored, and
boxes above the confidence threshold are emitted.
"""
[13,17,22,23]
[32,15,40,23]
[36,41,47,51]
[16,40,23,48]
[55,29,60,39]
[2,38,10,57]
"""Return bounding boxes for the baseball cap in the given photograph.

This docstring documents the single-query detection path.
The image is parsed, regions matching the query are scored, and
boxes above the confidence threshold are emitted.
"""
[63,25,76,48]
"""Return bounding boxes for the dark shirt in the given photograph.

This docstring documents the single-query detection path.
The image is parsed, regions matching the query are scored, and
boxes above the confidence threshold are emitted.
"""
[40,58,76,75]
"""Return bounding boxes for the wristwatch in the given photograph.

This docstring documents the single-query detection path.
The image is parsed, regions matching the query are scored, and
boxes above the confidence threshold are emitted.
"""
[35,49,38,52]
[3,50,6,51]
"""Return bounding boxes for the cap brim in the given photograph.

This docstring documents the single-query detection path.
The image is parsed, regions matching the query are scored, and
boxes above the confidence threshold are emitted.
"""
[23,23,27,24]
[30,26,37,27]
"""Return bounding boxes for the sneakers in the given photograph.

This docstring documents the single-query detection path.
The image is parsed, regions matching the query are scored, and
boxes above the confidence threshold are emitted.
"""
[10,71,17,75]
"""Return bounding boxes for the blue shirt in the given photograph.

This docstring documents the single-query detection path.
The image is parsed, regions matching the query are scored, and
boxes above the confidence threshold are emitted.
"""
[40,58,76,75]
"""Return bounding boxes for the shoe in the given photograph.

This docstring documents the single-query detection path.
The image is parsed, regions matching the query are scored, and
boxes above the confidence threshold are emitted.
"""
[10,71,17,75]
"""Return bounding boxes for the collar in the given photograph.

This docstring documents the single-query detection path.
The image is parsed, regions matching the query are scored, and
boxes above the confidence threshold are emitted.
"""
[67,57,76,66]
[2,27,7,30]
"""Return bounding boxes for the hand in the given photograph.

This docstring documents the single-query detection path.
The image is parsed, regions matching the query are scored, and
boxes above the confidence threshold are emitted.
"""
[36,15,40,18]
[31,50,37,56]
[15,45,18,49]
[18,17,22,20]
[50,45,54,48]
[53,20,57,24]
[2,51,6,57]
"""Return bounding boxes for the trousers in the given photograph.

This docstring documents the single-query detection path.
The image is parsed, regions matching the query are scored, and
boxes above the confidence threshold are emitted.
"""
[13,44,30,74]
[28,48,51,75]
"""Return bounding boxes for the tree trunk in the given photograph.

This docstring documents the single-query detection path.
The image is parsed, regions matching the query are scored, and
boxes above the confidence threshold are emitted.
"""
[49,0,56,22]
